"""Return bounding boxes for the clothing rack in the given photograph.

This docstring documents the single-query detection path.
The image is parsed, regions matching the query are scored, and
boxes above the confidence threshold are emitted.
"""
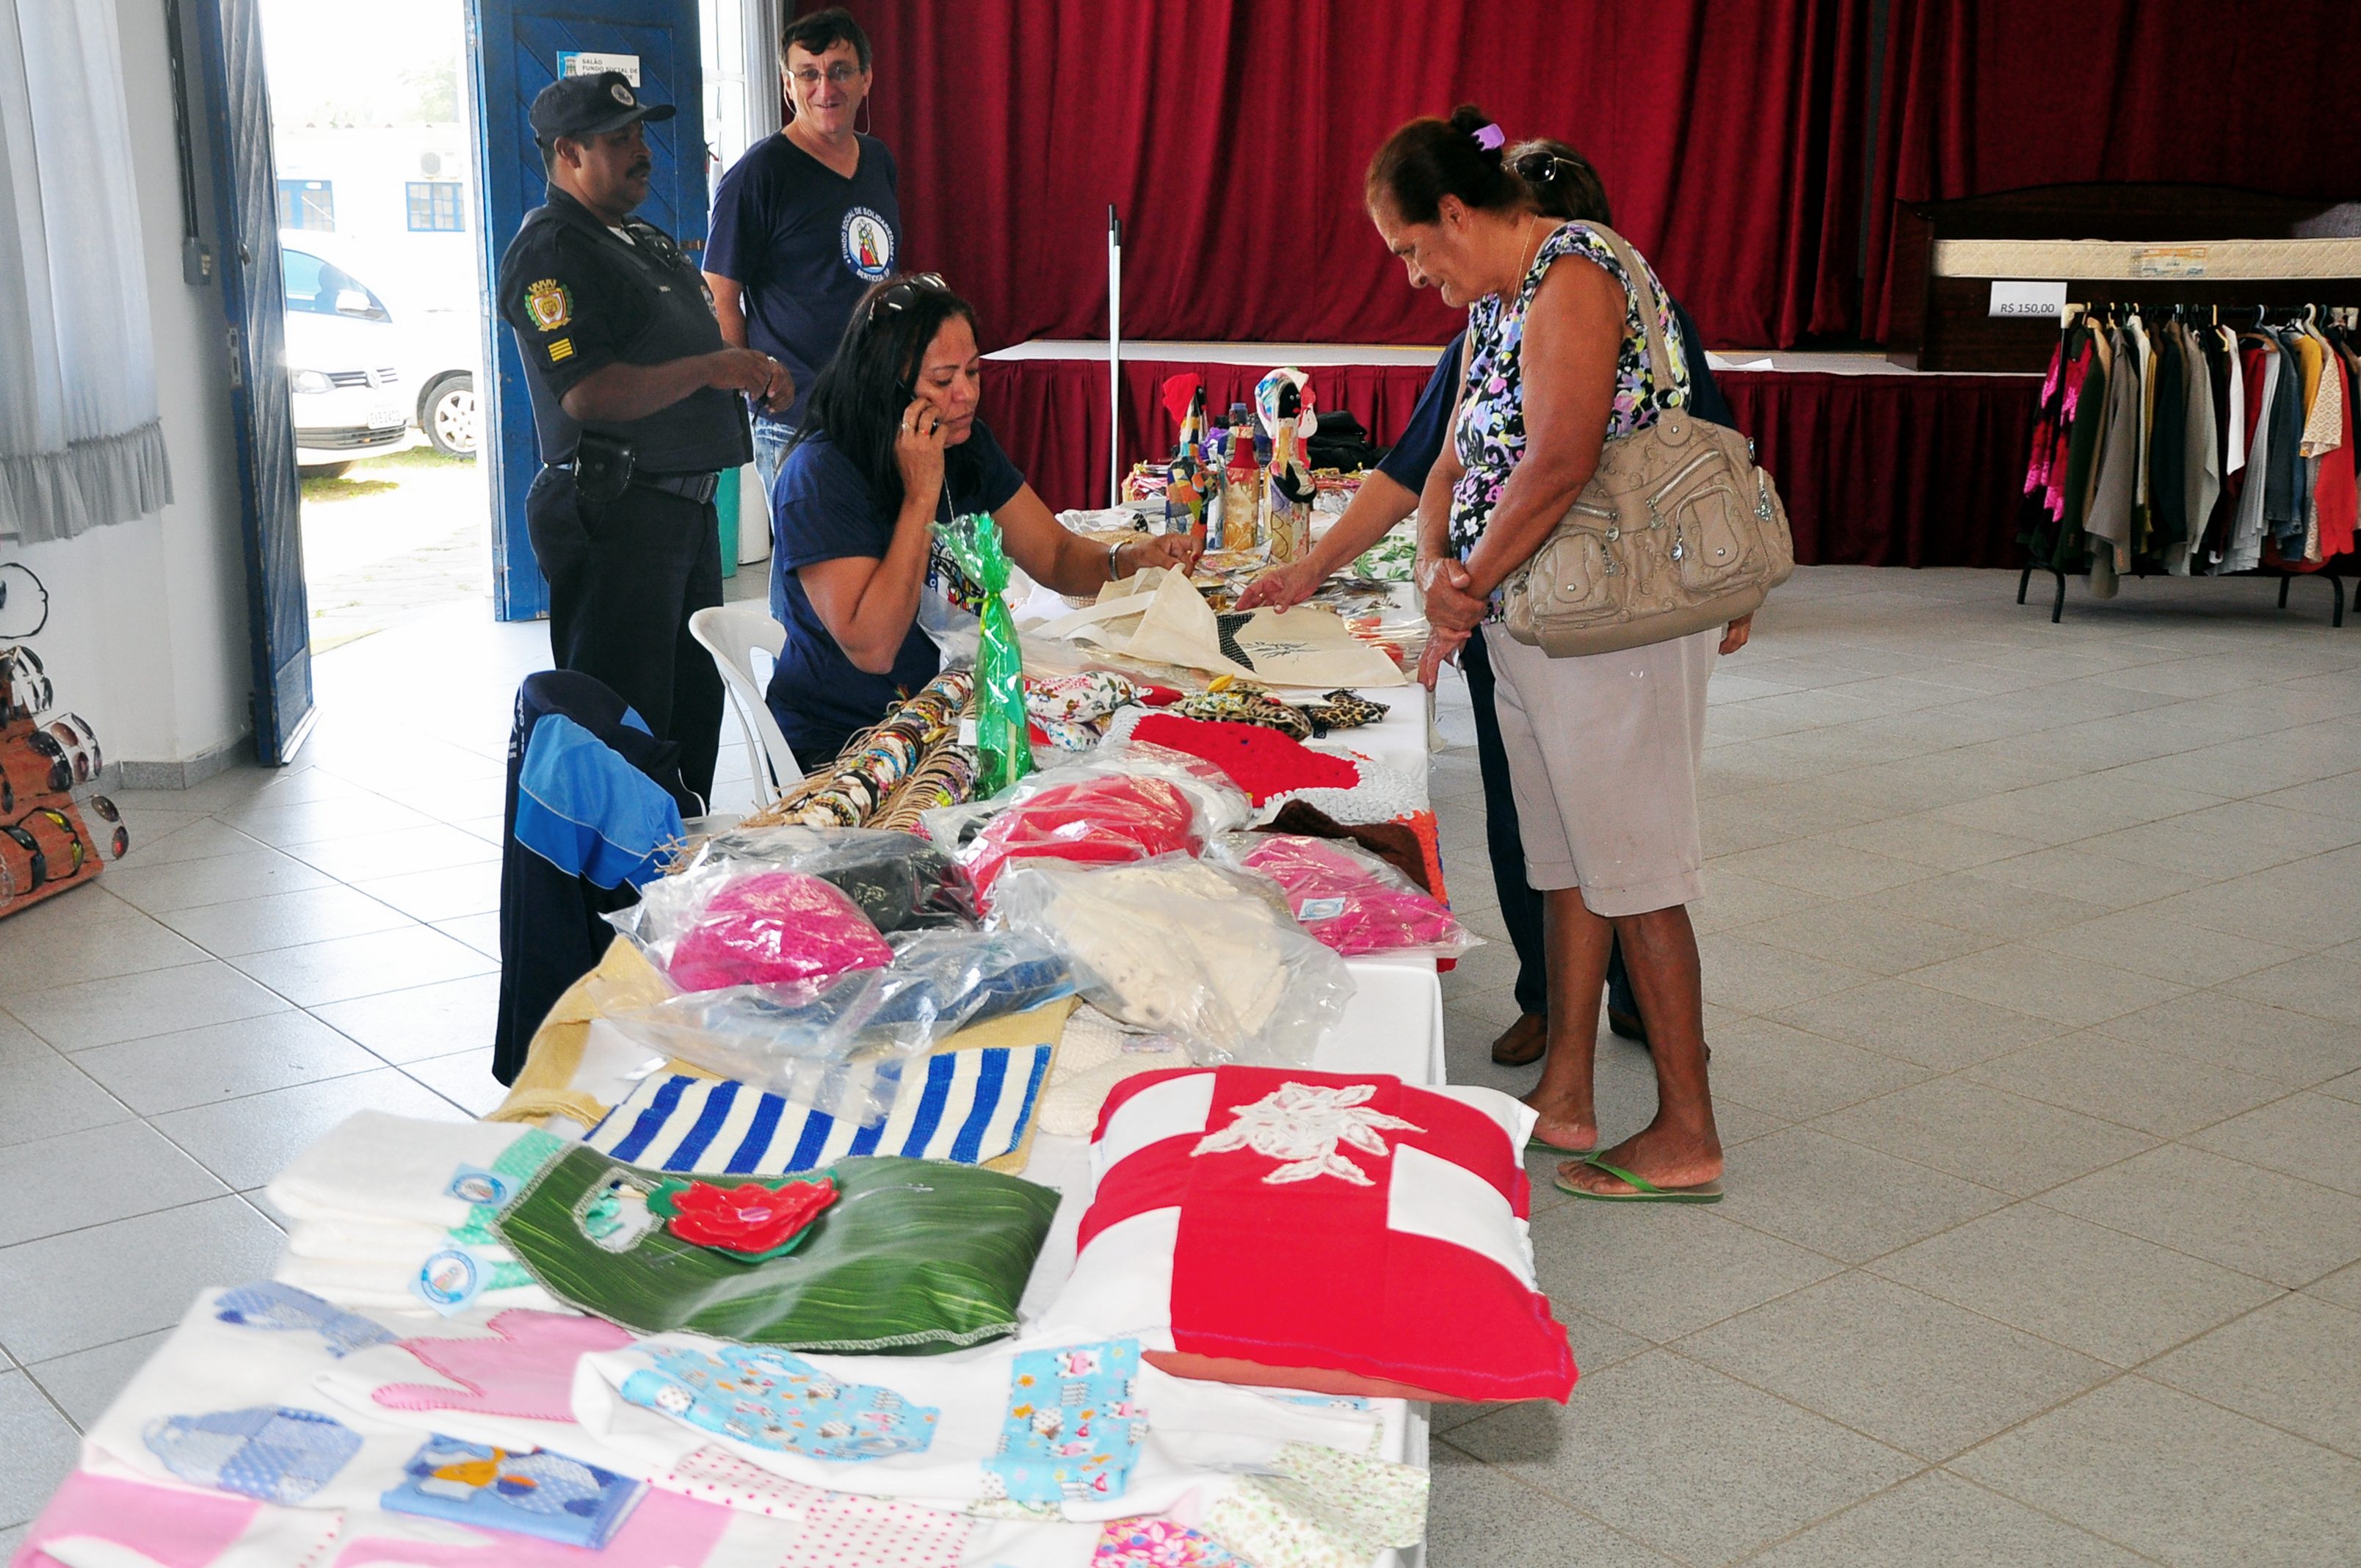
[2015,297,2358,627]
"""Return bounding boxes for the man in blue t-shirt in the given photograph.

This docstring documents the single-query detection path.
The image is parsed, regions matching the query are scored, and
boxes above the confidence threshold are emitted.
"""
[703,4,900,601]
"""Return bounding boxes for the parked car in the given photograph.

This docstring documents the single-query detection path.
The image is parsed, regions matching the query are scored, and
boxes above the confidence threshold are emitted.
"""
[279,232,481,473]
[280,233,406,476]
[397,305,482,460]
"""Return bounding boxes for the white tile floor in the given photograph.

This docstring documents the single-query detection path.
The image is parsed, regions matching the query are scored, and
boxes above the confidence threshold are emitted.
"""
[4,565,2361,1565]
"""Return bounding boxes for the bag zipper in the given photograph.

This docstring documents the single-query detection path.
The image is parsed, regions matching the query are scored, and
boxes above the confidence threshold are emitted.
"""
[1648,450,1722,509]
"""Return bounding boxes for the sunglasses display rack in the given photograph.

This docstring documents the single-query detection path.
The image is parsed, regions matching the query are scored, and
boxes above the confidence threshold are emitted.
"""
[0,643,125,918]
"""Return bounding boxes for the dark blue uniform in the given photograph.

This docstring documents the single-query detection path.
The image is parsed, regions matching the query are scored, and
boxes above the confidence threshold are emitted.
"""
[497,186,751,803]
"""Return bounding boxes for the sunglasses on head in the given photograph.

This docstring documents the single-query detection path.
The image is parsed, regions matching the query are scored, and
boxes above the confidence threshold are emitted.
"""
[865,272,949,325]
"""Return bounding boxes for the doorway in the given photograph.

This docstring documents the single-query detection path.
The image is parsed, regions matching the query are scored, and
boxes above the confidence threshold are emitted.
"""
[258,0,493,654]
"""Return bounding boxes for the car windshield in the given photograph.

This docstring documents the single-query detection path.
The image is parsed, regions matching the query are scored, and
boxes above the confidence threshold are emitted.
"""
[282,248,389,321]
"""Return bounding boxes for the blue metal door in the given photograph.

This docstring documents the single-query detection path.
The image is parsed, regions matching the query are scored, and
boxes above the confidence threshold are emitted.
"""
[189,0,314,762]
[464,0,708,623]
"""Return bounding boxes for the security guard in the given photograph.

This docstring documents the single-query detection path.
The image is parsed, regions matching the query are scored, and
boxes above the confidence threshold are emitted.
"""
[496,71,791,804]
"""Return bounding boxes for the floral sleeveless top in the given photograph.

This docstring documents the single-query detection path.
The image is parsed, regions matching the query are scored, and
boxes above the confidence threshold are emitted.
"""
[1449,222,1691,569]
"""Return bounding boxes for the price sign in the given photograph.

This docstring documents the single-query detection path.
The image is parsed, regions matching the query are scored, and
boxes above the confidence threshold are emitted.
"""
[1989,280,2069,319]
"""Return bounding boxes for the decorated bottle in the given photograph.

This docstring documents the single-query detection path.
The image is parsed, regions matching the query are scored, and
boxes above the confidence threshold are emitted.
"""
[1220,406,1261,553]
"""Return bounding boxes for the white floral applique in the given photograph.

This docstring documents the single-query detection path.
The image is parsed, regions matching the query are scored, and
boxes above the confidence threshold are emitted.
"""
[1191,1082,1422,1186]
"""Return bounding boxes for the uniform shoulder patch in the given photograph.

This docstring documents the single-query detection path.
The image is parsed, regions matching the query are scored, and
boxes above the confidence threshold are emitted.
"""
[547,337,576,363]
[525,277,573,331]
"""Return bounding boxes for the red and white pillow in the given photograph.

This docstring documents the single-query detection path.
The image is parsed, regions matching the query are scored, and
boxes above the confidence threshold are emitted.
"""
[1041,1066,1576,1404]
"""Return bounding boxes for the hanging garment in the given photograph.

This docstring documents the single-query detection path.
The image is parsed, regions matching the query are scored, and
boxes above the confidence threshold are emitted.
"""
[2083,325,2143,594]
[2224,336,2280,574]
[2148,324,2188,566]
[2263,333,2307,548]
[2124,313,2156,556]
[2177,322,2219,577]
[2309,344,2357,562]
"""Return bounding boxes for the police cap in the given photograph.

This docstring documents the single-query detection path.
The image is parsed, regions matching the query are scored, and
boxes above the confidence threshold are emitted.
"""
[529,71,677,145]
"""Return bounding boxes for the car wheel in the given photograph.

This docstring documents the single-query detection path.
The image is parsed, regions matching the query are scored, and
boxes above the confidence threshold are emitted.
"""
[422,372,478,458]
[300,462,355,479]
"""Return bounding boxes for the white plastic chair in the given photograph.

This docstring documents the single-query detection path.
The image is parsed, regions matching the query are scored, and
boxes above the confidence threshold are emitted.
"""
[689,605,804,806]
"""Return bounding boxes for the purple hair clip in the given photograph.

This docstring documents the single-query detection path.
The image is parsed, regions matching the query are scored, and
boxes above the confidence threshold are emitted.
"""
[1470,123,1505,152]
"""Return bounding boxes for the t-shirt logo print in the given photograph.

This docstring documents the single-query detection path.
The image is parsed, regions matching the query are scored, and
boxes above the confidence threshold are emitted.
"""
[841,206,893,282]
[1192,1081,1424,1186]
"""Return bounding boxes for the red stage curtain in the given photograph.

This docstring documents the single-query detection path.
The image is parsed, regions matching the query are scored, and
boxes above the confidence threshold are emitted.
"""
[980,358,2042,570]
[1863,0,2361,340]
[825,0,1872,350]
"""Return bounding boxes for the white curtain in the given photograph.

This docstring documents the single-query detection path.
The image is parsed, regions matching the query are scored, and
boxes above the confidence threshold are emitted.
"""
[0,0,173,542]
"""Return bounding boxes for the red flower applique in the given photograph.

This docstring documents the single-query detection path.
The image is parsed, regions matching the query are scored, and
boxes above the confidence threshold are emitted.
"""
[653,1177,837,1260]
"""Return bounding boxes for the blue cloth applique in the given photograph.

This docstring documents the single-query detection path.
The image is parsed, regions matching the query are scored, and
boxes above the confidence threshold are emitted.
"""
[144,1406,363,1505]
[617,1343,937,1460]
[211,1282,399,1359]
[382,1436,643,1547]
[515,714,685,890]
[984,1340,1145,1507]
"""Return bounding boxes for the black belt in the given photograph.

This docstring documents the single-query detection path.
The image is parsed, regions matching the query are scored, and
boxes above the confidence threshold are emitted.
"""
[552,462,719,504]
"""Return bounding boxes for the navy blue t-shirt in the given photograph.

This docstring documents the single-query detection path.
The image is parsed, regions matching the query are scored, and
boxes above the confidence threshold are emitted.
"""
[704,133,900,428]
[764,422,1026,765]
[1373,300,1733,492]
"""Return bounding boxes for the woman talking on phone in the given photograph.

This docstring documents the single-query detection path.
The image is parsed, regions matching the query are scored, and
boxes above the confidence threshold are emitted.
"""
[765,273,1202,769]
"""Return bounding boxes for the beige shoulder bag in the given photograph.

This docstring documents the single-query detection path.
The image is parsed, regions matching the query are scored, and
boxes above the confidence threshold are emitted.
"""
[1499,225,1794,658]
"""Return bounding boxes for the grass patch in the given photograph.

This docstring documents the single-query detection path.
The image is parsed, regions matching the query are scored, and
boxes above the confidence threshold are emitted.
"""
[300,443,475,501]
[300,473,400,501]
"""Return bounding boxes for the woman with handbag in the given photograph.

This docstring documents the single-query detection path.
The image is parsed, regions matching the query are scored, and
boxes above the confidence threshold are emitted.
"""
[1368,108,1788,1202]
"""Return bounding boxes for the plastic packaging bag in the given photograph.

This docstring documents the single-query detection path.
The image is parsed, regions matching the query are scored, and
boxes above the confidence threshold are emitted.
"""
[602,929,1076,1126]
[920,739,1250,858]
[1206,832,1480,959]
[684,826,979,932]
[935,512,1031,796]
[612,863,893,992]
[989,854,1353,1067]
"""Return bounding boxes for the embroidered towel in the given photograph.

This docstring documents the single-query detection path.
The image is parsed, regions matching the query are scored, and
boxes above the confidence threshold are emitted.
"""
[583,1043,1053,1177]
[81,1286,428,1511]
[266,1114,559,1230]
[572,1331,1378,1521]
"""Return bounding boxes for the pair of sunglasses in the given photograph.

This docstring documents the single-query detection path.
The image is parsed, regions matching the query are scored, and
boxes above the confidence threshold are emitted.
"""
[0,645,48,722]
[84,794,129,861]
[865,272,949,325]
[1,807,82,891]
[26,713,101,791]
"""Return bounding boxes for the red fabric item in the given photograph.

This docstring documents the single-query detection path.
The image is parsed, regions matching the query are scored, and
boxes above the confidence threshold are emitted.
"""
[664,1177,838,1255]
[1082,1067,1575,1404]
[666,871,894,992]
[832,0,1872,352]
[961,774,1200,894]
[1861,0,2361,340]
[1128,715,1360,807]
[993,357,2043,565]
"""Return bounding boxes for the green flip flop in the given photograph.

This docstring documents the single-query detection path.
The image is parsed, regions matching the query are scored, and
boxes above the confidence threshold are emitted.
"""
[1526,1133,1598,1157]
[1553,1155,1724,1205]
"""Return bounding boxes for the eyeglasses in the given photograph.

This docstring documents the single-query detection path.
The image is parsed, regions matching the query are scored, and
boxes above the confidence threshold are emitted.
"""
[789,63,863,89]
[866,272,948,325]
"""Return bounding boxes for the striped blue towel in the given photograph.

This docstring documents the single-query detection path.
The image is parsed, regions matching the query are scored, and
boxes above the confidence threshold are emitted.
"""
[584,1045,1053,1175]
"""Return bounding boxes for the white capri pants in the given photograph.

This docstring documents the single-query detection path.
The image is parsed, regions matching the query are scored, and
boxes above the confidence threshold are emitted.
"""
[1480,622,1715,918]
